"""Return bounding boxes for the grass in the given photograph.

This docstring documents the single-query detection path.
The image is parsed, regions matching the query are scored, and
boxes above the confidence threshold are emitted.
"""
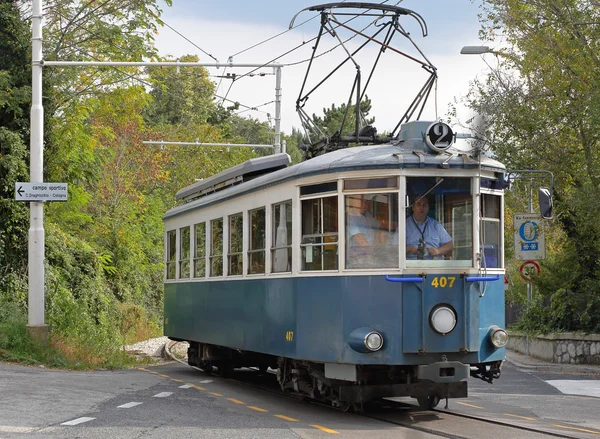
[0,303,159,370]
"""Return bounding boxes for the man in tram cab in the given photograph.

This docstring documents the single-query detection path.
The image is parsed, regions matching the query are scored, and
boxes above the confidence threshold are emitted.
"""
[394,194,453,260]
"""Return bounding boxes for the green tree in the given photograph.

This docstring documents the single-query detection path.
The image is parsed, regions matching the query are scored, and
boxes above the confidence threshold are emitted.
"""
[144,54,221,127]
[466,0,600,332]
[312,96,375,137]
[0,1,31,307]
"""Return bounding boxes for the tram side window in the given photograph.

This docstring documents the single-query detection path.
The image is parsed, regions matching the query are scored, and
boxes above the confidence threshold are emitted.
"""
[404,177,472,267]
[228,213,243,276]
[272,201,292,273]
[210,218,223,277]
[179,226,190,279]
[166,230,176,279]
[301,196,338,271]
[481,194,501,268]
[345,193,398,269]
[194,222,206,278]
[248,208,266,274]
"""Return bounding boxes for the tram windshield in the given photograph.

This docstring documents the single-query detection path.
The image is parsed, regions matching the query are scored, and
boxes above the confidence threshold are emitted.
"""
[404,177,473,268]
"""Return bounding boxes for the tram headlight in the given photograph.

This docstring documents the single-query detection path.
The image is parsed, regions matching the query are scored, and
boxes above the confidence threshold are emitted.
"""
[429,305,457,335]
[489,326,509,348]
[364,332,384,352]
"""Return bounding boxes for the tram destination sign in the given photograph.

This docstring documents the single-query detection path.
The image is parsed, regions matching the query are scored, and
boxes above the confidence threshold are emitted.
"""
[513,213,546,260]
[15,182,68,202]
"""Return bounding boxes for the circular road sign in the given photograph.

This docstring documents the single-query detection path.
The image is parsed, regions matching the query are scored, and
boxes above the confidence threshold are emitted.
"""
[520,260,541,282]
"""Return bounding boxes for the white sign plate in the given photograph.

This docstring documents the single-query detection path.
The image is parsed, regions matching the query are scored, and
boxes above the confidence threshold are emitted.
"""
[15,182,68,202]
[514,213,545,260]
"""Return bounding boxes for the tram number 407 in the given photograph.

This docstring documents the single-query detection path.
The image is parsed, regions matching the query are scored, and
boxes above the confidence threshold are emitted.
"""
[285,331,294,342]
[430,276,456,288]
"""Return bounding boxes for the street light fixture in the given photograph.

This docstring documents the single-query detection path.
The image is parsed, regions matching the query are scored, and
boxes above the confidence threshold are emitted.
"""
[460,46,492,55]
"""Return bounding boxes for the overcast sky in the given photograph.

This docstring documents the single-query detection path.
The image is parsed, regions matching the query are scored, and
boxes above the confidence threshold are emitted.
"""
[153,1,495,136]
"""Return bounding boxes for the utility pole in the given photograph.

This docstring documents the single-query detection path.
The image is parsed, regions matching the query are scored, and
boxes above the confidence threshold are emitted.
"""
[27,0,284,344]
[27,0,47,343]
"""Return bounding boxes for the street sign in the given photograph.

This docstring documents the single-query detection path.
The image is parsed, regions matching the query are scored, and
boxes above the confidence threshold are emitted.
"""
[514,213,545,260]
[520,260,541,282]
[15,182,68,202]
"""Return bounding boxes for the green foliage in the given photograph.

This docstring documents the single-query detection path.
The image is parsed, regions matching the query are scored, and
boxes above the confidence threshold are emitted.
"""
[468,0,600,332]
[0,303,66,366]
[312,96,375,137]
[144,54,219,126]
[0,1,31,132]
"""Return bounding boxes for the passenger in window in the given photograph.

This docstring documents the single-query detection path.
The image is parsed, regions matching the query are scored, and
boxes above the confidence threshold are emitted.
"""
[394,195,453,260]
[346,195,382,268]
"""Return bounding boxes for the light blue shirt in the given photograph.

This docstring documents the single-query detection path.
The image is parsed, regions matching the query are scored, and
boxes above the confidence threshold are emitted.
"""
[393,216,452,260]
[348,210,380,245]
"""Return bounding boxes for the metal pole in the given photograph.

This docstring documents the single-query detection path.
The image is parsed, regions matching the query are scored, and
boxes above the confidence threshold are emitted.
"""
[525,183,533,356]
[43,61,282,68]
[274,66,282,154]
[142,141,274,149]
[28,0,48,343]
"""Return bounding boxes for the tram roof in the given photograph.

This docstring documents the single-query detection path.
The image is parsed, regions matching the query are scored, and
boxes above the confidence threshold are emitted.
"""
[164,142,504,220]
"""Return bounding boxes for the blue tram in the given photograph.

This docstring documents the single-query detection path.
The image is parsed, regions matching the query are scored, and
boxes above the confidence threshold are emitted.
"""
[163,120,520,409]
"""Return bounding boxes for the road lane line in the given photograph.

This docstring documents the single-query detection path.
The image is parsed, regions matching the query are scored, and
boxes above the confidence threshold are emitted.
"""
[456,402,484,409]
[275,415,299,422]
[504,413,535,421]
[209,392,223,397]
[171,378,183,382]
[310,424,339,434]
[158,374,170,378]
[199,380,213,383]
[0,426,36,433]
[554,424,600,435]
[191,385,206,390]
[153,392,173,398]
[179,384,192,389]
[118,402,143,409]
[61,417,95,426]
[248,406,269,412]
[227,398,245,405]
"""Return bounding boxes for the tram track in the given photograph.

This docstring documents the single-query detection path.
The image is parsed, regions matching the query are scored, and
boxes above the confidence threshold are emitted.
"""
[165,342,586,439]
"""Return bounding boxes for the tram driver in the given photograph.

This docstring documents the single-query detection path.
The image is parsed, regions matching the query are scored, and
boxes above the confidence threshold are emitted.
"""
[394,194,453,260]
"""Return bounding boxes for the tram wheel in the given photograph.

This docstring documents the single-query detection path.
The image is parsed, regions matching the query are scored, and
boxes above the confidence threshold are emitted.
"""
[417,395,440,410]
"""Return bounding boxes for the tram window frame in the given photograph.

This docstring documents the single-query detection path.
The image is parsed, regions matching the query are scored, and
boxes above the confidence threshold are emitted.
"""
[300,195,338,271]
[344,192,399,269]
[210,218,223,277]
[193,222,206,278]
[179,226,190,279]
[228,213,244,276]
[404,176,473,268]
[343,176,398,191]
[271,200,293,273]
[166,229,176,280]
[480,192,502,269]
[248,207,266,275]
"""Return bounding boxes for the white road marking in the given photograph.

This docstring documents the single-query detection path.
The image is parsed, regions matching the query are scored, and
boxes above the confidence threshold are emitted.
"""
[61,417,95,426]
[118,402,142,408]
[0,426,36,433]
[198,380,213,383]
[153,392,173,398]
[179,384,192,389]
[545,380,600,398]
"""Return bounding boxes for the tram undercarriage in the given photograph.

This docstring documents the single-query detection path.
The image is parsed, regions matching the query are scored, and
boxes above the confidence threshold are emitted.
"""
[185,341,472,410]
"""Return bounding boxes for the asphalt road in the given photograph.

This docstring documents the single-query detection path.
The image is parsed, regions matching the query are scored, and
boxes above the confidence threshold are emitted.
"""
[1,359,599,439]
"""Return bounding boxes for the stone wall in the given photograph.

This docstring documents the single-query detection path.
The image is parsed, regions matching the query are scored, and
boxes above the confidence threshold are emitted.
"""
[508,333,600,364]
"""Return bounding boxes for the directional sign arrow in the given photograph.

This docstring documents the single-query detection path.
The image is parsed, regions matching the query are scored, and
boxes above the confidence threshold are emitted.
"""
[17,186,24,197]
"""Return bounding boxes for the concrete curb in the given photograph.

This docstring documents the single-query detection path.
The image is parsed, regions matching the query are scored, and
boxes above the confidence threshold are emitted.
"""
[506,352,600,375]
